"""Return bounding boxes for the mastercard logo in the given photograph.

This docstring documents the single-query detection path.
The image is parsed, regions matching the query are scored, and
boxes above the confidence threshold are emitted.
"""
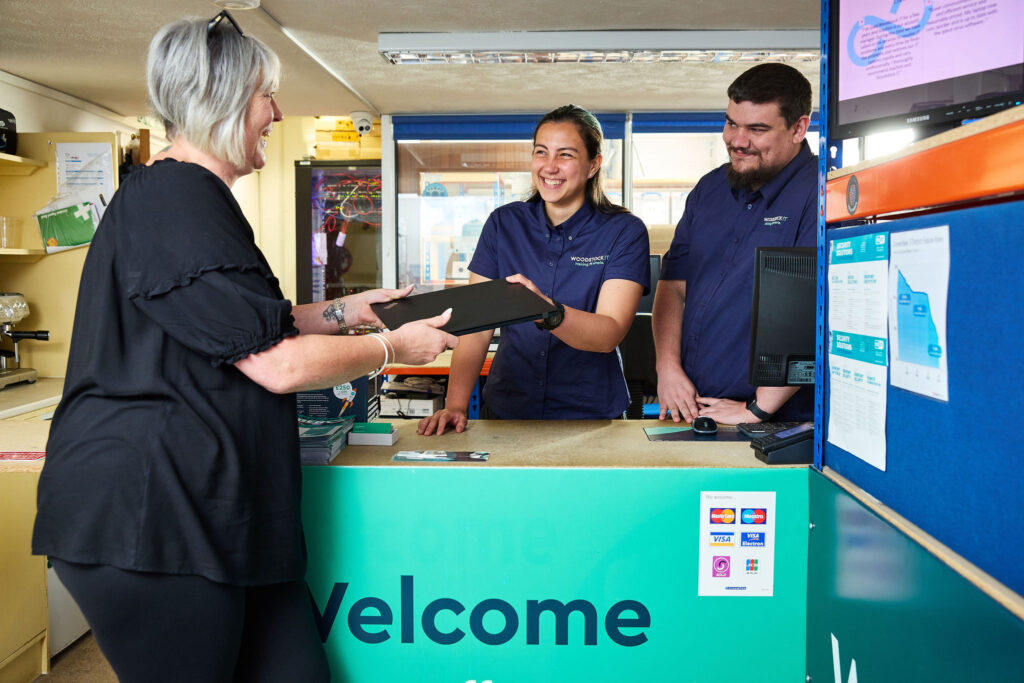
[709,508,736,524]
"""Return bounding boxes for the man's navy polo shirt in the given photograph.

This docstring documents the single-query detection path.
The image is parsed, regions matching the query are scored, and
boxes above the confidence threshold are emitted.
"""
[660,141,817,420]
[469,198,650,419]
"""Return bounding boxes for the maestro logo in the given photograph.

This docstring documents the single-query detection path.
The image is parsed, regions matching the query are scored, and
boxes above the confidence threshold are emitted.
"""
[709,508,736,524]
[741,508,766,525]
[712,556,731,577]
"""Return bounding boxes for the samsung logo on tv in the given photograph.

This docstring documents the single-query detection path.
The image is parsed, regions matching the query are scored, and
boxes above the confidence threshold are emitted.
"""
[906,114,931,124]
[310,576,650,647]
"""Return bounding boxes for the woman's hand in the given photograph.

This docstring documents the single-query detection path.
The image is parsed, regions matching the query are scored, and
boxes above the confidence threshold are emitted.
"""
[417,407,469,436]
[344,285,415,328]
[385,308,459,365]
[504,274,553,306]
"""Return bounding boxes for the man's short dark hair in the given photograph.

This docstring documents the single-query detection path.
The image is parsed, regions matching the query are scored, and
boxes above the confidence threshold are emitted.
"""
[727,63,812,128]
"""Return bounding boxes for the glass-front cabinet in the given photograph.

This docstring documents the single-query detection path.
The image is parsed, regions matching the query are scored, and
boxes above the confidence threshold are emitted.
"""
[295,161,383,304]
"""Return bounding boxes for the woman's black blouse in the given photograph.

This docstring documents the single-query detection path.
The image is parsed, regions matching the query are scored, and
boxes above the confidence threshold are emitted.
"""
[32,160,303,586]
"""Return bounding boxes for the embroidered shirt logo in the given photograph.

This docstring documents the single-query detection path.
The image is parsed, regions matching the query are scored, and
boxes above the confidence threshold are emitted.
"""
[571,255,610,267]
[762,215,789,228]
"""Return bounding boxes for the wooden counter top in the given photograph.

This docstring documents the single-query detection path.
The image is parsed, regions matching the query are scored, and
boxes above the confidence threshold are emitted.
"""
[0,417,797,472]
[327,419,790,469]
[0,378,63,419]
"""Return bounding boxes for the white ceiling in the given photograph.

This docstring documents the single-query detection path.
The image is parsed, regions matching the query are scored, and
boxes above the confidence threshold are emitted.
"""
[0,0,821,119]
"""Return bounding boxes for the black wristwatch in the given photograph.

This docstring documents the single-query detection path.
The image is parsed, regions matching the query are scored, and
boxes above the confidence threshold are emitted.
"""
[745,397,774,422]
[535,301,565,331]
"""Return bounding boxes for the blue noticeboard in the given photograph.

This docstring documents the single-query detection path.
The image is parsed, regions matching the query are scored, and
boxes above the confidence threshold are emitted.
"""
[303,467,808,682]
[822,200,1024,594]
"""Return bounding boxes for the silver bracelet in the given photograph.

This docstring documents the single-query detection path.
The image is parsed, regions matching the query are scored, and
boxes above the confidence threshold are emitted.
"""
[323,298,347,334]
[367,332,391,378]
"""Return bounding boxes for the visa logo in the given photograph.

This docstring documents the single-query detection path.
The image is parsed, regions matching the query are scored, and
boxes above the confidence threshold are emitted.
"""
[709,508,736,524]
[710,532,734,546]
[741,532,765,547]
[741,508,766,524]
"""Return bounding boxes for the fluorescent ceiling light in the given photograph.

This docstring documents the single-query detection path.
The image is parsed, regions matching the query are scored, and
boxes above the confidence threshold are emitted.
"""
[214,0,261,9]
[379,30,819,65]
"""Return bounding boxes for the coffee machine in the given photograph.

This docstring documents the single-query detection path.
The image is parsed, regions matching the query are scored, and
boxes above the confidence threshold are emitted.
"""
[0,293,49,389]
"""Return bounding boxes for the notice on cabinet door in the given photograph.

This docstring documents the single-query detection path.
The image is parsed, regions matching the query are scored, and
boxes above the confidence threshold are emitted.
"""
[56,142,115,220]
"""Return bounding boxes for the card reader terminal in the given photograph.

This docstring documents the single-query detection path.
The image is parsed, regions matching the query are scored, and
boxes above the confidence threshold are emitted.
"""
[750,422,814,465]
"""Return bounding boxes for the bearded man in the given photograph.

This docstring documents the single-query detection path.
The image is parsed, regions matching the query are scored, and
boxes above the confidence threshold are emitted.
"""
[652,62,817,426]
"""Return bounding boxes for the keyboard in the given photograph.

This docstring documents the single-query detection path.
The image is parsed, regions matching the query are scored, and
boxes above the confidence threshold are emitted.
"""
[736,421,808,438]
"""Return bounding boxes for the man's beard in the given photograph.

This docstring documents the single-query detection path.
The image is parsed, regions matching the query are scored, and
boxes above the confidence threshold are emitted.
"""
[726,149,785,192]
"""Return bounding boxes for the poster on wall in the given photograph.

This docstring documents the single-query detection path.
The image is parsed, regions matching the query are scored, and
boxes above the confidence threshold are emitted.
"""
[827,232,890,471]
[888,225,950,401]
[698,491,776,596]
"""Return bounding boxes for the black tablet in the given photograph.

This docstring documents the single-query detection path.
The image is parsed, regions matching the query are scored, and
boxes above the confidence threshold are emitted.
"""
[371,279,557,336]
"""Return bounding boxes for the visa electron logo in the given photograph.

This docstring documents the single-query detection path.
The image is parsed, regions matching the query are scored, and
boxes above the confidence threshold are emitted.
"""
[310,576,650,647]
[712,556,731,577]
[741,532,766,547]
[709,531,735,546]
[709,508,736,524]
[741,508,767,524]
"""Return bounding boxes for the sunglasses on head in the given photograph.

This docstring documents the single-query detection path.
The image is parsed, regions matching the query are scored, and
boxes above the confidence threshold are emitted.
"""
[207,10,244,39]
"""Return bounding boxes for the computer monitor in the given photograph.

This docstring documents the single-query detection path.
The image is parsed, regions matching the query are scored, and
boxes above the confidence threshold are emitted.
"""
[636,253,660,314]
[748,247,816,387]
[828,0,1024,140]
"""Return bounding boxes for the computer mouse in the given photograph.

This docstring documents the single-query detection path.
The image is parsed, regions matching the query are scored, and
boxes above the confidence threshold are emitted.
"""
[691,416,718,435]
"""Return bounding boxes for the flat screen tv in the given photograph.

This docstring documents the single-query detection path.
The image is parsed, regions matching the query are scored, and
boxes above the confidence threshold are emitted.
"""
[828,0,1024,140]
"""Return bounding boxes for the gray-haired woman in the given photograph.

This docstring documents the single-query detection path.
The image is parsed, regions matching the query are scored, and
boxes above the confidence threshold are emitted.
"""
[32,12,457,682]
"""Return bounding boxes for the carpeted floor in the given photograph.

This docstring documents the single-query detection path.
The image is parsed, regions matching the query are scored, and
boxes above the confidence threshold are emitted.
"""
[33,633,116,683]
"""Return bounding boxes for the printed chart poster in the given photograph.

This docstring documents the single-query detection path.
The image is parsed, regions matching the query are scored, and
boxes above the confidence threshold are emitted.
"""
[827,233,889,471]
[698,491,776,597]
[888,226,950,401]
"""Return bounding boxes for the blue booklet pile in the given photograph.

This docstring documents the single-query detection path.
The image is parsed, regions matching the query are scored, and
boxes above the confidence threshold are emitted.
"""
[298,416,355,464]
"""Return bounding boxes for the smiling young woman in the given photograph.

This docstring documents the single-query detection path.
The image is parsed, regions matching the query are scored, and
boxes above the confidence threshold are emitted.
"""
[418,104,653,435]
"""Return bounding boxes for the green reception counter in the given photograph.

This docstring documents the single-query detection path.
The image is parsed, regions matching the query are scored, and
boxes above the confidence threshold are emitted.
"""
[302,420,809,683]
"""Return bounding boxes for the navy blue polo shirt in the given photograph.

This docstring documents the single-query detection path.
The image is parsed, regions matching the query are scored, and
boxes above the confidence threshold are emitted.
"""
[660,142,817,420]
[469,198,650,419]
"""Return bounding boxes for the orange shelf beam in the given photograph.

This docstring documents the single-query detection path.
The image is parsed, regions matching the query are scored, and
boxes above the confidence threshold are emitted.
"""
[385,352,492,377]
[826,105,1024,221]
